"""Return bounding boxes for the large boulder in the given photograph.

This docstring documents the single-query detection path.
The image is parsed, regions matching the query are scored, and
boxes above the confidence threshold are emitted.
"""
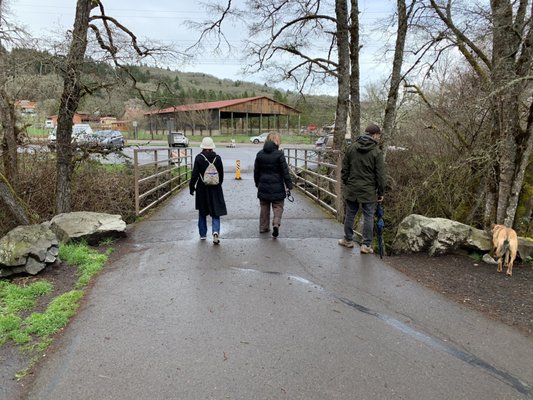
[0,224,59,277]
[392,214,533,260]
[49,211,126,244]
[517,238,533,261]
[392,214,491,256]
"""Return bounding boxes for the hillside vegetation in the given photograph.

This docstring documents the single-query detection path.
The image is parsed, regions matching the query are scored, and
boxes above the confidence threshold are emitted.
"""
[10,48,337,132]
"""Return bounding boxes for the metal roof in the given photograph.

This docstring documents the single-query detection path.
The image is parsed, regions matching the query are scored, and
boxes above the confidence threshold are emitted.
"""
[146,96,300,115]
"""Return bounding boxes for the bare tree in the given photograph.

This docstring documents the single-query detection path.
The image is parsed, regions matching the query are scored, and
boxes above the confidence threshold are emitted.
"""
[55,0,94,213]
[407,0,533,227]
[382,0,416,140]
[349,0,361,138]
[0,0,36,223]
[191,0,366,149]
[334,0,351,150]
[54,0,172,213]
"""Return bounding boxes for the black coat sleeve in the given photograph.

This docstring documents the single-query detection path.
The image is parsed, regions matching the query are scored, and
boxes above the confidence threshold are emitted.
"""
[190,155,201,194]
[280,153,293,190]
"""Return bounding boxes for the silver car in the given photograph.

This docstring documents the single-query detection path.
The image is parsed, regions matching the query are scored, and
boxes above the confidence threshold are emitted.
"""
[91,130,125,150]
[48,124,94,149]
[249,132,270,144]
[168,131,189,147]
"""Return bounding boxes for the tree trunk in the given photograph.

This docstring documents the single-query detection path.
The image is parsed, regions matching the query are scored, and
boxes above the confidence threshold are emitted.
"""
[55,0,93,213]
[382,0,409,141]
[0,173,33,225]
[490,0,523,225]
[506,93,533,227]
[349,0,361,139]
[334,0,350,152]
[0,88,18,184]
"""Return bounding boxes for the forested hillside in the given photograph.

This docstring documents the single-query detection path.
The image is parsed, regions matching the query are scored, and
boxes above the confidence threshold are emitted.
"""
[10,48,336,130]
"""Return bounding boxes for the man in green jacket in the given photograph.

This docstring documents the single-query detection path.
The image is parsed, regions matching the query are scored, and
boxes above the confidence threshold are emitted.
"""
[338,123,385,253]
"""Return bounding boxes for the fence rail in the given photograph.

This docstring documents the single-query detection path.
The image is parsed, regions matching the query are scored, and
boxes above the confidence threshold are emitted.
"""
[133,147,193,216]
[284,148,343,220]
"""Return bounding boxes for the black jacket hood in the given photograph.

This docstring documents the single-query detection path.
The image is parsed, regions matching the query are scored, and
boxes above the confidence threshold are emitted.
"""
[263,140,279,153]
[354,134,378,153]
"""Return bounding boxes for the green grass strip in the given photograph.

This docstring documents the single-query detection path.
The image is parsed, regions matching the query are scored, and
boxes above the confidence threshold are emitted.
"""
[0,281,54,345]
[1,242,109,350]
[59,242,108,288]
[24,290,84,337]
[0,280,53,314]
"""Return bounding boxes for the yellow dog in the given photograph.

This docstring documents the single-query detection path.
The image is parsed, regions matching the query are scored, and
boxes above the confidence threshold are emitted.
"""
[491,224,518,276]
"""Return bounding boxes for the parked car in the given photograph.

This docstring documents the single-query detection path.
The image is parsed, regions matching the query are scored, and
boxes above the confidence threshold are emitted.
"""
[48,124,94,149]
[91,130,125,150]
[168,131,189,147]
[315,134,352,149]
[249,132,270,144]
[315,134,333,150]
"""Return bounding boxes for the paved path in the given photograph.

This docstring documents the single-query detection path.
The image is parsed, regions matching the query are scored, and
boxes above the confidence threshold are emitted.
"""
[23,163,533,399]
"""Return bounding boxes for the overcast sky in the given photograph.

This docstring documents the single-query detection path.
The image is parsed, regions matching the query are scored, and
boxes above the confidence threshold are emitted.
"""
[7,0,396,95]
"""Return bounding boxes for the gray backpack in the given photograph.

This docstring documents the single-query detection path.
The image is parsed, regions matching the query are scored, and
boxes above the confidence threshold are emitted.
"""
[200,154,219,185]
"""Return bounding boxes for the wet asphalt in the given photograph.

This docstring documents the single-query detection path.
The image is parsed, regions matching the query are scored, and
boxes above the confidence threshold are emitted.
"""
[22,150,533,400]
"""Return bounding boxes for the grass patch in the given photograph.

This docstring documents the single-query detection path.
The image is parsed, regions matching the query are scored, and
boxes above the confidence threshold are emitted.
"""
[0,242,110,372]
[468,252,483,262]
[0,280,53,314]
[24,290,84,337]
[59,241,109,289]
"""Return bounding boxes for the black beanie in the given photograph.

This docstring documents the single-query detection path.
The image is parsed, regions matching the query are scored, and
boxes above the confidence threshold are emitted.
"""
[365,124,381,135]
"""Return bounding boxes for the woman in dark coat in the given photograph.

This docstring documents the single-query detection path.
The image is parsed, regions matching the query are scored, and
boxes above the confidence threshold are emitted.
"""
[189,137,227,244]
[253,132,293,238]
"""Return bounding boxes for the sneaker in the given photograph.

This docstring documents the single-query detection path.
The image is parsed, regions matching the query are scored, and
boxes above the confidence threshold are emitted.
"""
[338,238,354,248]
[360,244,374,254]
[213,232,220,245]
[200,236,207,241]
[272,226,279,238]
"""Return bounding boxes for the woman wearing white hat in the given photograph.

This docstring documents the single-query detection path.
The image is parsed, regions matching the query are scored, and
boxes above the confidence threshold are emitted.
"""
[189,137,227,244]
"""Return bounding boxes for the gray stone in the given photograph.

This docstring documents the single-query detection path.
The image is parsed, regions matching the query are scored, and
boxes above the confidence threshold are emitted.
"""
[482,253,498,265]
[0,224,59,277]
[392,214,491,256]
[50,211,126,244]
[517,238,533,260]
[392,215,532,260]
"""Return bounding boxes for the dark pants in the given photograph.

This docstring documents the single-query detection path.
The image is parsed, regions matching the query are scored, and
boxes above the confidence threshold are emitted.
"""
[259,199,284,232]
[343,200,375,246]
[198,212,220,237]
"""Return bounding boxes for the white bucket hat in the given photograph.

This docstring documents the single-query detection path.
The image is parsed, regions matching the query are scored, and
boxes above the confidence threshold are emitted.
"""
[200,137,216,149]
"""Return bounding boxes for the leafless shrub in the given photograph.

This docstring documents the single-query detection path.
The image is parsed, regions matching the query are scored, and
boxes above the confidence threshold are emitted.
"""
[384,130,493,232]
[0,154,137,237]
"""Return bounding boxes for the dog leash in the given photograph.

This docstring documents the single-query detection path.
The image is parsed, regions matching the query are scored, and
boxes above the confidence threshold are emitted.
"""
[286,190,294,203]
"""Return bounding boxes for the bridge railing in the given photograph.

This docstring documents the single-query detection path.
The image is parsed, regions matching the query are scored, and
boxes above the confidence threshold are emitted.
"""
[133,147,193,215]
[284,148,343,220]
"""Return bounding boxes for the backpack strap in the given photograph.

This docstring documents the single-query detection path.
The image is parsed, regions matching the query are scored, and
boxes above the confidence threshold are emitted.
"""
[201,153,217,165]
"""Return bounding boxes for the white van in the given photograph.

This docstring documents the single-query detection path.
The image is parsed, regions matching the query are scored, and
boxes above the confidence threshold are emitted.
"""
[48,124,94,148]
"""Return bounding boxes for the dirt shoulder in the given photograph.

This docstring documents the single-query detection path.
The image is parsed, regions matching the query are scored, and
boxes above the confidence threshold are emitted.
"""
[382,252,533,337]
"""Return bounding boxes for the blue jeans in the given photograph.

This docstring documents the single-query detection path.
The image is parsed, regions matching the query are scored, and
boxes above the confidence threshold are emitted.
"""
[343,200,375,246]
[198,213,221,237]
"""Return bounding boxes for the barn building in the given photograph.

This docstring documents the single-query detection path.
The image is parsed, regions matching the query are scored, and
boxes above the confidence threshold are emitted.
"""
[145,96,301,136]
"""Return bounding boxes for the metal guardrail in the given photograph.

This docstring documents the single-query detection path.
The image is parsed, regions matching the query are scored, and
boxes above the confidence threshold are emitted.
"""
[284,148,343,220]
[133,147,193,215]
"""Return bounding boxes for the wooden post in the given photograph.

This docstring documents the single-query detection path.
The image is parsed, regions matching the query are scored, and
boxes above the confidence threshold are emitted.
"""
[134,149,140,215]
[335,153,344,222]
